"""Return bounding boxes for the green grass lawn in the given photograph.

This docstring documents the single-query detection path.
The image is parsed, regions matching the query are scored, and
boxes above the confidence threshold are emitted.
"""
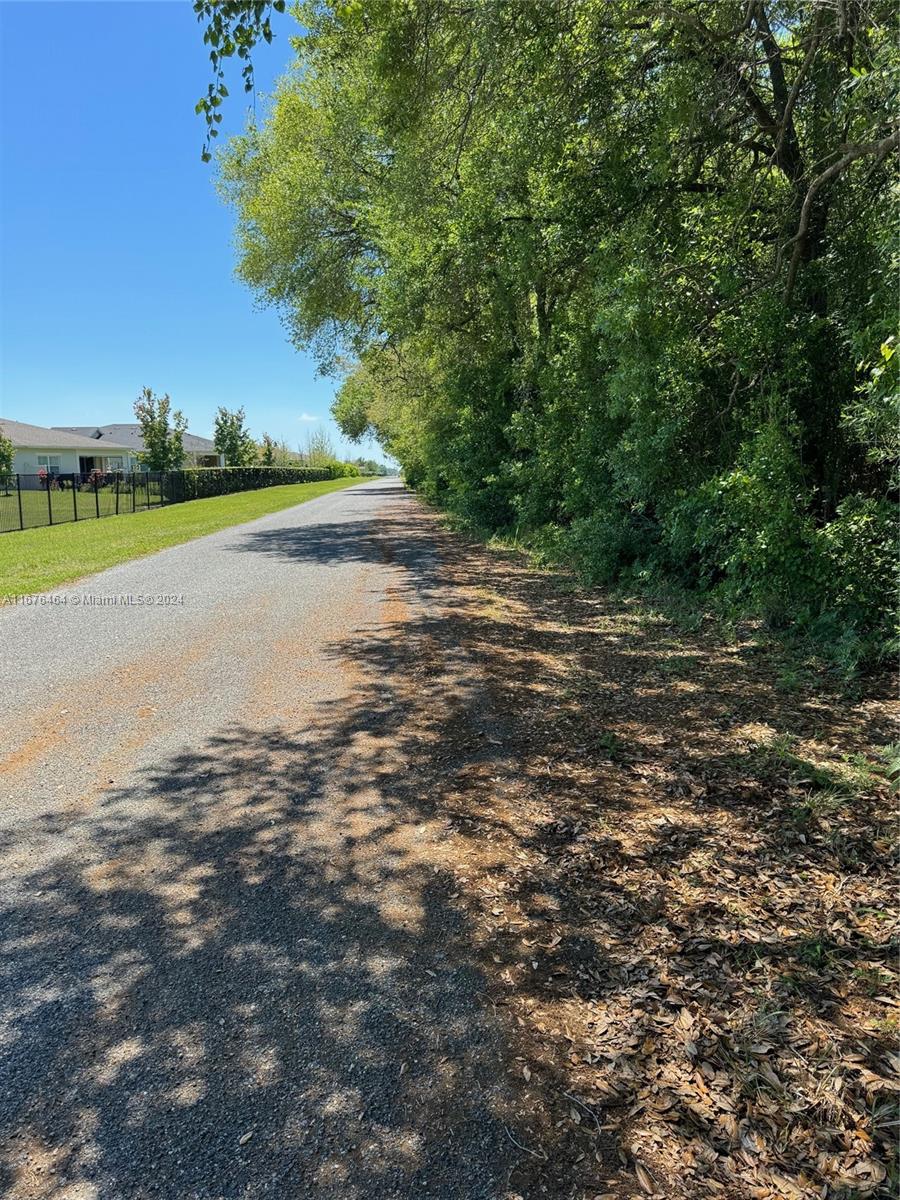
[0,477,362,597]
[1,483,166,530]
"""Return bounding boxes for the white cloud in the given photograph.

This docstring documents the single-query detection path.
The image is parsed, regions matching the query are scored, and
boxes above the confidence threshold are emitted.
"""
[297,412,319,423]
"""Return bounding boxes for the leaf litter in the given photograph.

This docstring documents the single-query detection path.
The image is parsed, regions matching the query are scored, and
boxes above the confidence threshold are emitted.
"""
[377,503,898,1200]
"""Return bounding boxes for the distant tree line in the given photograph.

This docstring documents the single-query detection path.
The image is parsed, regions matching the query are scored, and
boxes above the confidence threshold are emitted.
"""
[133,390,387,476]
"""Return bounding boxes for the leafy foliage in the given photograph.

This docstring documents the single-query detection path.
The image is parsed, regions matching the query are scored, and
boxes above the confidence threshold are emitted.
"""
[323,458,360,478]
[193,0,286,161]
[214,405,258,466]
[0,430,13,479]
[257,433,302,466]
[215,0,899,659]
[259,431,277,465]
[350,456,392,476]
[134,387,188,472]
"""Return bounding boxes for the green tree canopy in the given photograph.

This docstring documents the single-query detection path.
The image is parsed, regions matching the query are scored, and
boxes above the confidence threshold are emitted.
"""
[259,432,277,465]
[134,387,188,471]
[216,0,899,662]
[0,430,13,479]
[301,428,336,467]
[214,405,257,466]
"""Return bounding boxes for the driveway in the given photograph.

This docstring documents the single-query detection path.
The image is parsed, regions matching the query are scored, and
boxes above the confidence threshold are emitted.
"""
[0,480,523,1200]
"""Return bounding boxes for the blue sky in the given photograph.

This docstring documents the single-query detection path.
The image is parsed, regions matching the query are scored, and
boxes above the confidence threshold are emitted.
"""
[0,0,380,459]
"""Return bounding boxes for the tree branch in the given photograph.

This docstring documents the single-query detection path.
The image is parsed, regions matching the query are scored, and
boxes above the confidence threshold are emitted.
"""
[777,6,822,163]
[784,130,900,299]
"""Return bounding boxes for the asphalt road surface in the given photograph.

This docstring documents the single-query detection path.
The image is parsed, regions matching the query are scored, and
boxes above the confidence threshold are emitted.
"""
[0,480,522,1200]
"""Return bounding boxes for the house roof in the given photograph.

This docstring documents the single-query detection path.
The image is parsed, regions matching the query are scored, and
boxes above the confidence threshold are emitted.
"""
[55,424,218,454]
[1,418,133,452]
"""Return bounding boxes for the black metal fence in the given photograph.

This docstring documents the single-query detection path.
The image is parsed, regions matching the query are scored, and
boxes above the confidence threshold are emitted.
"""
[0,467,333,534]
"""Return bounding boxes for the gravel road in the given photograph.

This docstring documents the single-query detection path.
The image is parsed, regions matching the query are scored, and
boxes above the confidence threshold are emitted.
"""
[0,480,522,1200]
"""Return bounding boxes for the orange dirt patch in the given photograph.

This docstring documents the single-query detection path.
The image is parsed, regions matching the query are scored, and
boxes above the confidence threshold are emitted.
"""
[0,705,72,777]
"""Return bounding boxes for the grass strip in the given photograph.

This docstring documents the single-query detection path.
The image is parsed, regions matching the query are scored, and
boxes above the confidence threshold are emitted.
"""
[0,477,363,596]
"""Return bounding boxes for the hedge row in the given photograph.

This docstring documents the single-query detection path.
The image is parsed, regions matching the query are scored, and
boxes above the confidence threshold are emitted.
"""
[173,466,333,501]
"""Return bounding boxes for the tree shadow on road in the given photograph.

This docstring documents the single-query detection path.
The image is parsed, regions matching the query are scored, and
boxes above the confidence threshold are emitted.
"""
[0,486,894,1200]
[232,487,897,1197]
[0,706,530,1199]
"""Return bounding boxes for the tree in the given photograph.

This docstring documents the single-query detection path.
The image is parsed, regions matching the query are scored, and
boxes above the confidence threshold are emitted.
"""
[134,387,187,471]
[301,427,335,467]
[258,436,298,466]
[0,429,13,475]
[352,456,390,477]
[217,1,897,660]
[0,429,13,492]
[259,432,276,465]
[274,437,297,466]
[214,405,256,466]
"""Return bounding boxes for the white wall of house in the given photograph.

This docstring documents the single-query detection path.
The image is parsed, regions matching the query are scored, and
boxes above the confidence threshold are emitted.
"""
[11,447,139,475]
[11,446,225,474]
[12,448,80,474]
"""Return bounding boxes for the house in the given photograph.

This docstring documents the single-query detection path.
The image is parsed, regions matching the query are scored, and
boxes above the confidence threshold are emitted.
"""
[1,418,139,477]
[55,424,225,468]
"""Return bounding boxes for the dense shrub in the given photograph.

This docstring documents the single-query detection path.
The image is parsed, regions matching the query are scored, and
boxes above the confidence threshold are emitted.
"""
[178,466,330,501]
[324,460,361,479]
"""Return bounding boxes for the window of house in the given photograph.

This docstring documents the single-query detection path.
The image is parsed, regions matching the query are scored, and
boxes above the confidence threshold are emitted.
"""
[37,455,61,473]
[106,456,124,470]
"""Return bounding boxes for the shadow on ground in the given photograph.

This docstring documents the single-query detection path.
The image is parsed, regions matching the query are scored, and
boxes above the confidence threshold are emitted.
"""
[0,677,523,1196]
[0,487,895,1200]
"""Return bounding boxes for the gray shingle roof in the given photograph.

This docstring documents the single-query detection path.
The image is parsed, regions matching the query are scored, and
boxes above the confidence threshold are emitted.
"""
[1,418,133,452]
[54,424,218,454]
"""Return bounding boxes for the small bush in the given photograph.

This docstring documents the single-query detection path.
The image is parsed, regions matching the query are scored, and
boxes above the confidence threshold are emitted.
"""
[812,495,898,655]
[661,424,818,625]
[563,502,660,585]
[324,460,361,478]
